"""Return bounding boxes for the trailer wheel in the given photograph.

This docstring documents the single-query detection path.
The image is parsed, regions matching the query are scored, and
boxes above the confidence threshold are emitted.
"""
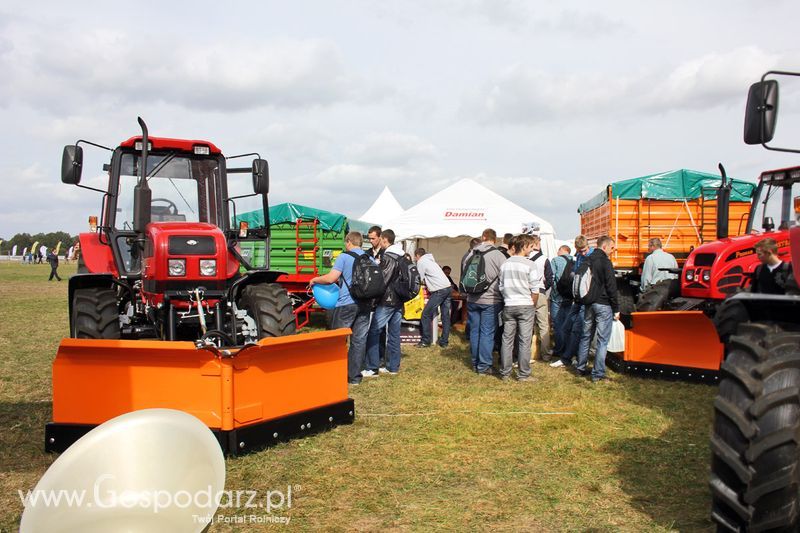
[635,279,674,311]
[239,283,296,339]
[710,322,800,532]
[713,298,750,345]
[71,287,120,339]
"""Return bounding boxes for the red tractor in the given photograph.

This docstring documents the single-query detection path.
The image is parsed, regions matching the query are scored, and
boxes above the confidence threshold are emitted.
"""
[47,119,355,455]
[610,77,797,381]
[62,118,295,344]
[709,72,800,531]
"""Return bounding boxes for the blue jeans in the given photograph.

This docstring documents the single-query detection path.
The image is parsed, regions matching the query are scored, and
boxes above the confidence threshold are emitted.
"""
[467,302,502,373]
[561,302,584,364]
[550,298,572,356]
[576,303,614,379]
[330,303,371,384]
[421,288,451,346]
[366,306,403,372]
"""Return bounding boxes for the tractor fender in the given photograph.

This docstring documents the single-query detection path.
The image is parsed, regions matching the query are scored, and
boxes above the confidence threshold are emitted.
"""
[724,291,800,325]
[78,233,118,276]
[228,269,288,303]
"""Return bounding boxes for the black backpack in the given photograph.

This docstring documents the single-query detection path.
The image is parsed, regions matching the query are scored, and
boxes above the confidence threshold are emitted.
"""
[555,257,575,300]
[460,247,497,294]
[343,251,385,300]
[531,251,554,291]
[387,252,421,302]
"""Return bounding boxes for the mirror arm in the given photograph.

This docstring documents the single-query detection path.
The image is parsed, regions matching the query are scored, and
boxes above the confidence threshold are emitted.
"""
[225,152,261,160]
[76,139,113,152]
[75,183,107,194]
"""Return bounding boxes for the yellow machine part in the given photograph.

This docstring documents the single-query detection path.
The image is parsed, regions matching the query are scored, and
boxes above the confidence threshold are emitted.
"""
[52,329,351,431]
[624,311,723,371]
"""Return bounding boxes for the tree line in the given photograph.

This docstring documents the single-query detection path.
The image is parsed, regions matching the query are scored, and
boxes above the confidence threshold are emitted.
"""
[0,232,79,254]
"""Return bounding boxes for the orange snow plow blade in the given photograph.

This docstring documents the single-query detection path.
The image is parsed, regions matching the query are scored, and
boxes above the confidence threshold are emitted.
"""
[610,311,724,382]
[47,329,354,454]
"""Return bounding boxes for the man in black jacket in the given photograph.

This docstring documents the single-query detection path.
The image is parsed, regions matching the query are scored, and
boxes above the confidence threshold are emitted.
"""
[575,236,619,383]
[364,229,406,375]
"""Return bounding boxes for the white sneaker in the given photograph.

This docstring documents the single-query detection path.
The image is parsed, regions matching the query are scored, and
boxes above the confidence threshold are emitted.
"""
[361,369,379,378]
[379,367,398,375]
[549,360,565,368]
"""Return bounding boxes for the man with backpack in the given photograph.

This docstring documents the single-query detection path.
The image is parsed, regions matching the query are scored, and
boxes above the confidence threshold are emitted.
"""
[461,228,508,375]
[575,236,620,383]
[310,231,381,385]
[551,235,592,369]
[414,248,452,348]
[549,245,574,360]
[364,229,417,376]
[528,235,553,362]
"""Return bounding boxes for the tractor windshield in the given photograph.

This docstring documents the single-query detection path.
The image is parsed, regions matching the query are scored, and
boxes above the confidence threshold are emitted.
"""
[748,179,800,233]
[115,152,223,230]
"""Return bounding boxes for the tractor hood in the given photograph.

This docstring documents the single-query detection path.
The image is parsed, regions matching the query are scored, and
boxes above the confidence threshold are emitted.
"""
[142,223,239,297]
[682,229,791,299]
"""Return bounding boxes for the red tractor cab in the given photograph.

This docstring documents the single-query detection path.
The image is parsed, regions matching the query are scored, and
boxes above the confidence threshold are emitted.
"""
[61,118,295,344]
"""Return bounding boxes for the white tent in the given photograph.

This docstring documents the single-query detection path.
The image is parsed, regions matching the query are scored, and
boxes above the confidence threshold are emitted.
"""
[385,178,557,276]
[359,186,404,227]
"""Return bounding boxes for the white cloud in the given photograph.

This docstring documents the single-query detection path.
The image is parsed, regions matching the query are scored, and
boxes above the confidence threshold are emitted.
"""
[0,21,362,113]
[346,132,440,167]
[465,46,785,125]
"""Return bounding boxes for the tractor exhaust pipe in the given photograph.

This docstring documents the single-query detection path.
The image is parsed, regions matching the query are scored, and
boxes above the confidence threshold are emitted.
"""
[716,162,731,240]
[133,117,152,234]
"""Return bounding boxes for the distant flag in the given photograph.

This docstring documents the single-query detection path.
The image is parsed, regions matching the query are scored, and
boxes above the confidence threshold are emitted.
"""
[12,245,17,256]
[68,246,74,260]
[31,241,39,255]
[39,245,47,257]
[22,247,28,257]
[55,241,62,255]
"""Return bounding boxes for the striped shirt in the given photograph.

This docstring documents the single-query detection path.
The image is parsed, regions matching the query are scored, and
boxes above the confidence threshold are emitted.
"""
[499,256,541,306]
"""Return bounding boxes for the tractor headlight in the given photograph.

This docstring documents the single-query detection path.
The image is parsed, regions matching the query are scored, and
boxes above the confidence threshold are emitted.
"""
[199,259,217,276]
[686,270,694,281]
[702,270,711,282]
[168,259,186,277]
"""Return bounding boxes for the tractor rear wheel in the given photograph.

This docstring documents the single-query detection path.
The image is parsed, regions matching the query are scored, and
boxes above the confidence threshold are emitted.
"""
[635,279,676,311]
[616,278,636,315]
[71,287,121,339]
[713,298,750,345]
[710,322,800,531]
[239,283,296,339]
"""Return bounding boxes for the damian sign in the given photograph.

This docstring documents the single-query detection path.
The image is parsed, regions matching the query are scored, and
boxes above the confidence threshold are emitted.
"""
[443,209,486,220]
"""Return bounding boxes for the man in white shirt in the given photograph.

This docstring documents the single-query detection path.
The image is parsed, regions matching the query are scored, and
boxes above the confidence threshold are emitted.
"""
[499,234,540,381]
[640,238,678,292]
[527,235,551,361]
[414,248,452,348]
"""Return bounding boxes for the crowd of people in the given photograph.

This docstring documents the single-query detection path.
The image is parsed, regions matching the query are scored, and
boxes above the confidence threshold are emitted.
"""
[310,224,796,387]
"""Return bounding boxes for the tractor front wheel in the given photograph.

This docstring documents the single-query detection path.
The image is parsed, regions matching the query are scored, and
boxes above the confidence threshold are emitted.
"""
[635,279,679,311]
[710,322,800,531]
[71,287,121,339]
[713,298,750,346]
[238,283,296,339]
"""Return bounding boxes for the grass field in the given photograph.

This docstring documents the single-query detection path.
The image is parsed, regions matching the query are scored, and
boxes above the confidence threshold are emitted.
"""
[0,262,718,532]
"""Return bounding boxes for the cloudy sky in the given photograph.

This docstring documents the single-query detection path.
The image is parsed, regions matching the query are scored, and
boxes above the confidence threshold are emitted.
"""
[2,0,800,240]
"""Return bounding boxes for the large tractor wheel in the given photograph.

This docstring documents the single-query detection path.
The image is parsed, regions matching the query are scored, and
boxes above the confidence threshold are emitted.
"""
[616,278,636,315]
[71,287,121,339]
[710,322,800,531]
[713,298,751,345]
[635,278,680,311]
[239,283,296,339]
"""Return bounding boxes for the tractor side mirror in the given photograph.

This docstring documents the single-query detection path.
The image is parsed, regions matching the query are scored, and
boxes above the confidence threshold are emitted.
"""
[61,145,83,185]
[252,159,269,194]
[763,216,775,233]
[744,80,779,145]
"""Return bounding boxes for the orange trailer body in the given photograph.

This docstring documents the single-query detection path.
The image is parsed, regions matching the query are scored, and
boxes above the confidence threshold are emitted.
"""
[47,329,354,454]
[581,190,751,270]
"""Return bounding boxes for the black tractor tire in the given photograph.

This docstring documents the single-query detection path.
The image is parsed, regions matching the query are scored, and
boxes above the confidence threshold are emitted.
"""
[239,283,296,339]
[636,279,675,311]
[713,298,751,346]
[616,277,636,315]
[71,287,121,339]
[709,322,800,531]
